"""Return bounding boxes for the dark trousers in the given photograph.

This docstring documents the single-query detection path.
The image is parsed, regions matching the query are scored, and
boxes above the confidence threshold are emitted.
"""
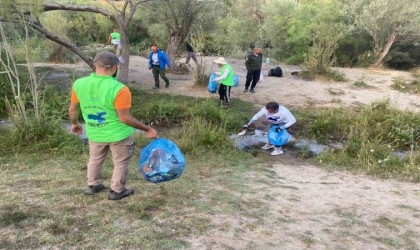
[152,65,169,87]
[186,52,198,64]
[245,69,261,90]
[218,84,231,104]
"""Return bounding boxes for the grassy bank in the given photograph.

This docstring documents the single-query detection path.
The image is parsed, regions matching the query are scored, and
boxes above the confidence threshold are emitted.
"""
[294,100,420,181]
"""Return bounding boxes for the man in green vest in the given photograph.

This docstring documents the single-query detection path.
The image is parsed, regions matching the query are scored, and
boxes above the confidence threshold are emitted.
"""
[69,51,158,200]
[214,57,234,108]
[108,28,121,55]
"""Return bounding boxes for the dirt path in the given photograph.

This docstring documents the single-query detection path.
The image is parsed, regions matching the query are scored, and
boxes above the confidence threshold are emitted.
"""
[190,154,420,249]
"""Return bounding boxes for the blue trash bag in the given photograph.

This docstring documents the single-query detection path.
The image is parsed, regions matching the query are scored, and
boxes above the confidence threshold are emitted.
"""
[233,74,239,87]
[208,73,218,93]
[138,138,186,183]
[268,125,290,146]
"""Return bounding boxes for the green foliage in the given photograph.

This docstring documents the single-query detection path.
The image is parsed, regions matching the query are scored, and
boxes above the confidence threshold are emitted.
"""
[0,116,85,156]
[324,69,347,82]
[335,31,373,67]
[344,0,420,66]
[170,117,234,156]
[137,98,186,124]
[291,0,345,72]
[296,100,420,180]
[385,35,420,70]
[187,100,243,130]
[0,73,13,118]
[194,58,210,86]
[294,107,352,143]
[353,81,373,88]
[300,69,347,82]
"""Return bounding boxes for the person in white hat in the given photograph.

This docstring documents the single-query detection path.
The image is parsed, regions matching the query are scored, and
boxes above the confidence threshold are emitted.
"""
[213,57,235,107]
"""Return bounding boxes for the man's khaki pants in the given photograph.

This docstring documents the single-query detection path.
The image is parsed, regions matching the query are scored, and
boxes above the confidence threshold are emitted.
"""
[87,136,134,193]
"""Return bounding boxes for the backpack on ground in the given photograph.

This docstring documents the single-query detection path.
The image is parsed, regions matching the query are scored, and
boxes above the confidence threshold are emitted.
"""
[268,67,283,77]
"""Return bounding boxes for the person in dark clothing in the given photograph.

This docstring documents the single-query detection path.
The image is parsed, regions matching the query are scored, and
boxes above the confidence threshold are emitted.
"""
[244,47,263,93]
[185,41,199,64]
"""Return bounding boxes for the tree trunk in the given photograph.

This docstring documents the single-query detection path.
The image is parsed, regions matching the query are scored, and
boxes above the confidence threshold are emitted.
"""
[372,31,397,67]
[116,19,129,83]
[166,31,184,70]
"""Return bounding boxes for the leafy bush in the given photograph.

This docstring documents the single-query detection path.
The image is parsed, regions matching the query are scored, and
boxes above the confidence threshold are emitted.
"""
[169,117,234,156]
[135,98,186,125]
[296,100,420,181]
[194,58,210,87]
[188,100,243,130]
[391,78,420,94]
[0,117,85,155]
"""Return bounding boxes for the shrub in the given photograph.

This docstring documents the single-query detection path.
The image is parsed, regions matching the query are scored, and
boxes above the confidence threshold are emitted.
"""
[391,78,420,94]
[297,100,420,181]
[188,100,243,130]
[169,117,234,156]
[0,116,85,155]
[194,58,210,87]
[135,98,186,125]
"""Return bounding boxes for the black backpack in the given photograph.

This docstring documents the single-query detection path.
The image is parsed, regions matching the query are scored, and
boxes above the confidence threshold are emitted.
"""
[268,67,283,77]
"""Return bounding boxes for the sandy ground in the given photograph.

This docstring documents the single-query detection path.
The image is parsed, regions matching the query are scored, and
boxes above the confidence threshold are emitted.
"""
[127,56,420,112]
[190,155,420,249]
[34,57,420,249]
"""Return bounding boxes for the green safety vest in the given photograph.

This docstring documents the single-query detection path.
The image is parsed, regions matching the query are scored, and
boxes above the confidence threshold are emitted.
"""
[220,64,234,86]
[110,32,120,40]
[73,73,134,142]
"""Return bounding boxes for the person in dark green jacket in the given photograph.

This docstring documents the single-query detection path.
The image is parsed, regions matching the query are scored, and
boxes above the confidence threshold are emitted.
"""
[214,57,234,108]
[244,47,262,93]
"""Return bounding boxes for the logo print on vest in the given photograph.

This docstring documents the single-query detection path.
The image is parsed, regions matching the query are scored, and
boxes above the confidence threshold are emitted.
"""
[88,112,107,124]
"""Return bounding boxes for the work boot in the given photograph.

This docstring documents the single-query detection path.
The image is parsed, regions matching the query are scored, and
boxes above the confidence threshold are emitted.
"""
[85,183,105,195]
[108,188,134,200]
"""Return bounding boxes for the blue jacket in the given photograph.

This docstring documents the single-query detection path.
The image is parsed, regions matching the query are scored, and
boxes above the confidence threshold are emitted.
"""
[149,50,170,69]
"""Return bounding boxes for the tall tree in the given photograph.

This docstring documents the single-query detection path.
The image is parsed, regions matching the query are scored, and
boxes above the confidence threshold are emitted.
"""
[287,0,346,71]
[144,0,208,69]
[345,0,420,67]
[1,0,147,83]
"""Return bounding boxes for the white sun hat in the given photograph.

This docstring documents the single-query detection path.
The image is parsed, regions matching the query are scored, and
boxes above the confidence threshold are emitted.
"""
[214,57,227,65]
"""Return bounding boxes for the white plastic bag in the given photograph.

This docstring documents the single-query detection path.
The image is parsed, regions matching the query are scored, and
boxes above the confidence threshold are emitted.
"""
[258,72,264,83]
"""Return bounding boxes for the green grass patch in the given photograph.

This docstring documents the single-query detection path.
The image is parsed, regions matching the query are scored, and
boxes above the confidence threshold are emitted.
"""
[391,78,420,94]
[294,100,420,181]
[300,69,347,82]
[353,80,374,88]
